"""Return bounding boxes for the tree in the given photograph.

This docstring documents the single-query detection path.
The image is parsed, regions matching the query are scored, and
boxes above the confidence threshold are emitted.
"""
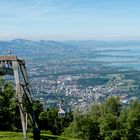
[0,82,16,130]
[62,105,101,140]
[39,108,73,135]
[62,96,124,140]
[99,113,120,140]
[32,100,43,125]
[125,100,140,140]
[102,96,122,116]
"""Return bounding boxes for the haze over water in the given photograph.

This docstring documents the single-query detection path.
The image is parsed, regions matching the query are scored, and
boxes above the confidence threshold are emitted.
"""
[95,45,140,69]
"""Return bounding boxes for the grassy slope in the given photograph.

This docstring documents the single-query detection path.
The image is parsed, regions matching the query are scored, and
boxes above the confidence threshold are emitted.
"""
[0,132,81,140]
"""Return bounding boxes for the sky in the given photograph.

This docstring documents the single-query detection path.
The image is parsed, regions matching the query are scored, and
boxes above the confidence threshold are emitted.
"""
[0,0,140,40]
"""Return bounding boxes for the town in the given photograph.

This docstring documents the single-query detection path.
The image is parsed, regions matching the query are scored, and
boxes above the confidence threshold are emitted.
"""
[28,62,138,112]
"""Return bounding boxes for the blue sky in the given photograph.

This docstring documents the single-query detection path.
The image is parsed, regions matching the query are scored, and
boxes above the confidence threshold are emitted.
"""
[0,0,140,40]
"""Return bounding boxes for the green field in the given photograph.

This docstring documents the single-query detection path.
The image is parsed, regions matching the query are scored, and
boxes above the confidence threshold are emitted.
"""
[0,132,81,140]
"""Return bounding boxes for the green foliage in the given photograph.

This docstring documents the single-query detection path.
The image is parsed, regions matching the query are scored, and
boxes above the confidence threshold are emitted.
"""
[62,106,101,140]
[99,113,120,139]
[63,96,140,140]
[39,108,73,135]
[124,100,140,139]
[32,100,43,125]
[102,96,122,116]
[0,81,73,135]
[0,82,17,130]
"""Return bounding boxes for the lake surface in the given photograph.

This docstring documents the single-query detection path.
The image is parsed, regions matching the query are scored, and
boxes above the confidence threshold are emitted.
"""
[94,46,140,69]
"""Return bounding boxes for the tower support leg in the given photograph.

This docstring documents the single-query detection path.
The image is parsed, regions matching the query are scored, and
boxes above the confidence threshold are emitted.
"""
[12,61,27,140]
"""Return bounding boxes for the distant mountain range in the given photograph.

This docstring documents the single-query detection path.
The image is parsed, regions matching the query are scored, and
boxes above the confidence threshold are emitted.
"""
[0,39,140,57]
[0,39,77,56]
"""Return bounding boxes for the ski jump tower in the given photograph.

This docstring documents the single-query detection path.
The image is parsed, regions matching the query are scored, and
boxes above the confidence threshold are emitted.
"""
[0,56,39,140]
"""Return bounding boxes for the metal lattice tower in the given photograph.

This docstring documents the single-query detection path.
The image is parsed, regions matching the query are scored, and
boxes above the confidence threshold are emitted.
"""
[0,56,38,140]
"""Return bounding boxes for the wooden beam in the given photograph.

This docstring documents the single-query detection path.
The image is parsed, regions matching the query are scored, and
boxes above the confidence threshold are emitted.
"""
[0,56,17,61]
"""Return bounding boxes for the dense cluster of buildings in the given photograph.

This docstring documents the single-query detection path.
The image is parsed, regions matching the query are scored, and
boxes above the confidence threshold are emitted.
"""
[28,64,136,112]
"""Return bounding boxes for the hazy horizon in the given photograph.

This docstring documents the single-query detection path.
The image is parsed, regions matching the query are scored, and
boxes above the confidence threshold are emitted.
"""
[2,38,140,42]
[1,0,140,40]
